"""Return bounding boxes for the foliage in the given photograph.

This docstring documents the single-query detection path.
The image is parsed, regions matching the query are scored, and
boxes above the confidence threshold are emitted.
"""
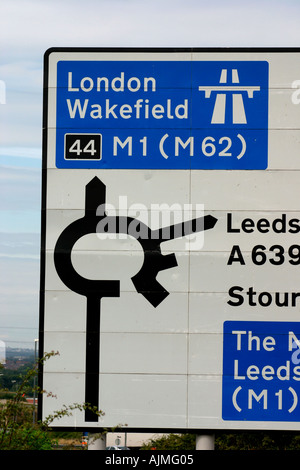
[215,431,300,450]
[141,433,196,450]
[4,353,300,451]
[141,431,300,451]
[0,351,103,450]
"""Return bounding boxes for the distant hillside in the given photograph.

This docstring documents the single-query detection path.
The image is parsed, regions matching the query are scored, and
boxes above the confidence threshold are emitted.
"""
[4,347,35,370]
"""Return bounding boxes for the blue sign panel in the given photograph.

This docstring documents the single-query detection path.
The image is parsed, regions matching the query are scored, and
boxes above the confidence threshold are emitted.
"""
[55,60,268,169]
[223,321,300,421]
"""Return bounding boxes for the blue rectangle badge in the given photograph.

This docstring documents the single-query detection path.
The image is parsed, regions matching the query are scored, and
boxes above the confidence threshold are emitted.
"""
[223,321,300,422]
[55,60,268,170]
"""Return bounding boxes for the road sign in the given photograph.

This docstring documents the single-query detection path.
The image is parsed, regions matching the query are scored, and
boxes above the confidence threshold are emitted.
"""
[40,48,300,431]
[54,59,268,170]
[223,321,300,421]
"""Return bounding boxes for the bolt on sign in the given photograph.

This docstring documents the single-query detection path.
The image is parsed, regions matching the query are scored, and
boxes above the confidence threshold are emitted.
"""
[39,48,300,431]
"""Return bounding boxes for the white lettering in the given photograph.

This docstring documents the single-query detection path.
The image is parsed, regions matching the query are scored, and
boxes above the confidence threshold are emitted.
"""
[175,99,188,118]
[248,389,267,409]
[113,136,132,156]
[263,336,276,351]
[289,331,300,351]
[68,72,156,93]
[144,76,156,92]
[152,104,164,119]
[68,72,79,92]
[65,98,189,120]
[234,359,245,380]
[277,361,290,380]
[81,77,94,92]
[97,76,109,92]
[106,99,118,119]
[112,72,124,92]
[128,76,141,92]
[247,365,259,380]
[120,104,132,119]
[134,99,143,118]
[232,330,246,350]
[175,137,194,156]
[67,99,89,118]
[262,365,274,380]
[90,103,102,119]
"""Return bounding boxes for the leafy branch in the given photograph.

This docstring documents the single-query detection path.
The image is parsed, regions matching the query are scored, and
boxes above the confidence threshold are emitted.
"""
[0,351,104,450]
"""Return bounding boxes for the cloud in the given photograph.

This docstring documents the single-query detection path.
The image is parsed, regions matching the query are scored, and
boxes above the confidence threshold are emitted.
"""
[0,88,42,148]
[0,146,41,160]
[1,0,300,150]
[1,0,300,349]
[0,232,40,259]
[0,253,39,347]
[0,165,41,212]
[1,0,300,61]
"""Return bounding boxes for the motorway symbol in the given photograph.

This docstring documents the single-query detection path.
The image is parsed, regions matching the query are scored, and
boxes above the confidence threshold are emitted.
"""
[198,68,261,124]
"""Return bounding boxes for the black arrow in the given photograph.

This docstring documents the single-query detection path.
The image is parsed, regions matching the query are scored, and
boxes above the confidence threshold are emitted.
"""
[54,177,120,422]
[54,177,218,421]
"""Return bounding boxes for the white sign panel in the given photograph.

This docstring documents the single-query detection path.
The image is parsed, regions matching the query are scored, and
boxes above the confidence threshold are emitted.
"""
[39,48,300,431]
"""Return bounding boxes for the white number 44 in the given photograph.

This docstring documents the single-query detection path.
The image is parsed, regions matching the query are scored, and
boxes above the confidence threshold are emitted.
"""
[69,139,97,156]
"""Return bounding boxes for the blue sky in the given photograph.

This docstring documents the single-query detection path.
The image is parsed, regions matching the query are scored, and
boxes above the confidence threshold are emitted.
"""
[1,0,300,348]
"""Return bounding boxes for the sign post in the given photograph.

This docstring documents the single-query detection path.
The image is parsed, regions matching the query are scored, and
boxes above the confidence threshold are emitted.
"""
[39,48,300,433]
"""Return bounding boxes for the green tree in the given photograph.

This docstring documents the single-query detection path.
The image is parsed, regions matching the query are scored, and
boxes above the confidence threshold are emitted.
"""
[215,431,300,450]
[141,433,196,450]
[0,351,103,450]
[141,431,300,451]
